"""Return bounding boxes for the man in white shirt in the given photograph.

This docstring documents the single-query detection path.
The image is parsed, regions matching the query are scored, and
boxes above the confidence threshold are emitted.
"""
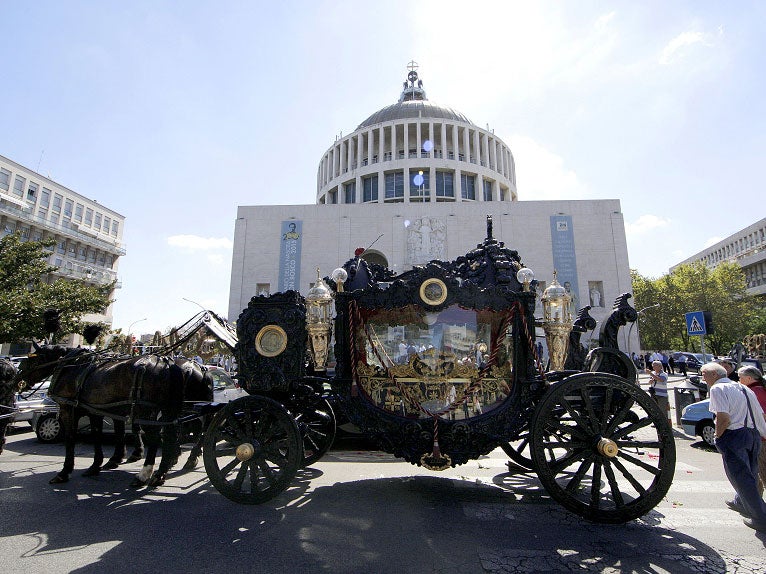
[703,362,766,531]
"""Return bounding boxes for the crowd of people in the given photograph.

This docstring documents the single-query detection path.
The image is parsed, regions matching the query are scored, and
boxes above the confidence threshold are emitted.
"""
[701,360,766,532]
[642,354,766,532]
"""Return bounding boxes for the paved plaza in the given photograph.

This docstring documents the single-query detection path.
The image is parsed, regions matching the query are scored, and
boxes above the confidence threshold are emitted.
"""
[1,378,765,574]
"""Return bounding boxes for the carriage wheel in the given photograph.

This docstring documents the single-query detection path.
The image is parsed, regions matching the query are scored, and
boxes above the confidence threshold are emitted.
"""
[530,372,675,523]
[203,395,302,504]
[500,426,534,470]
[292,398,336,467]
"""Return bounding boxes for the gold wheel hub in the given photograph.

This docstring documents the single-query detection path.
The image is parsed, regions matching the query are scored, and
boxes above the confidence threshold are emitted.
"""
[236,442,256,462]
[597,438,619,458]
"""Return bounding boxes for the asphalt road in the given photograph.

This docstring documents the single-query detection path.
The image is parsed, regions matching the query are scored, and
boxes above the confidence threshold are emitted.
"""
[2,396,765,574]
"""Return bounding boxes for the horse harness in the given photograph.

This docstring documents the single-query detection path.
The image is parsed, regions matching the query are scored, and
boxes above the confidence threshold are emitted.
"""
[50,352,197,428]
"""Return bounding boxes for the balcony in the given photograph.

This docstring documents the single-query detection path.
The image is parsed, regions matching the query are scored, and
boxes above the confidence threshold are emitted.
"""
[0,201,126,256]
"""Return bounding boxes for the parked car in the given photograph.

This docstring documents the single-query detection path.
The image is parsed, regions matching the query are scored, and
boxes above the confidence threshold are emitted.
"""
[692,353,715,365]
[681,399,715,447]
[11,379,51,426]
[736,357,763,373]
[671,352,703,373]
[32,366,247,443]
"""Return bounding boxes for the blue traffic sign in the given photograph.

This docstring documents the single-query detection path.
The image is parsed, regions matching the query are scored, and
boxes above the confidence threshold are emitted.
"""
[685,311,707,336]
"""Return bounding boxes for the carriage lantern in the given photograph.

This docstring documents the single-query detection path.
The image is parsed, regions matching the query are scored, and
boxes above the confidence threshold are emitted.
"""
[305,268,334,371]
[541,270,573,371]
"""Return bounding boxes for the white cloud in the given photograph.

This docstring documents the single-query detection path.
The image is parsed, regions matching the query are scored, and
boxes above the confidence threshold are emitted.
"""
[625,214,671,236]
[659,31,705,65]
[509,135,589,200]
[167,235,232,250]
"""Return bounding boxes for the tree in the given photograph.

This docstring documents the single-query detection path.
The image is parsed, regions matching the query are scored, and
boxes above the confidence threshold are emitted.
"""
[631,262,755,355]
[0,233,114,343]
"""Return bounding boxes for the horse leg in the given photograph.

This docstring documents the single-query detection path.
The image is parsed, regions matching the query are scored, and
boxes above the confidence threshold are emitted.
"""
[182,415,206,471]
[130,424,159,488]
[147,416,179,487]
[82,415,105,477]
[125,422,144,463]
[50,407,78,484]
[103,418,126,470]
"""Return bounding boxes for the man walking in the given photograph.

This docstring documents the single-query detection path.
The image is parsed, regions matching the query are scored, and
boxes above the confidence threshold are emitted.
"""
[702,362,766,531]
[645,360,671,427]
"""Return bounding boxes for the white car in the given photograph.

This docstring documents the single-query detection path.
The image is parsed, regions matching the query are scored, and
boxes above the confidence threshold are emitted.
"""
[12,380,51,426]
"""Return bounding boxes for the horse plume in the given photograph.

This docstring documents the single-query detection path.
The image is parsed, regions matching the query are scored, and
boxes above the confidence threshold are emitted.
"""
[83,324,103,345]
[43,309,61,336]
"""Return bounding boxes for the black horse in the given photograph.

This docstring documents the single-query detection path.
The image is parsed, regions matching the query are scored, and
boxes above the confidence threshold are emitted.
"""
[16,344,213,486]
[0,358,18,455]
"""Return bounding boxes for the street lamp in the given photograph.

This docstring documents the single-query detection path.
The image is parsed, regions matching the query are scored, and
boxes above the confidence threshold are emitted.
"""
[627,303,660,356]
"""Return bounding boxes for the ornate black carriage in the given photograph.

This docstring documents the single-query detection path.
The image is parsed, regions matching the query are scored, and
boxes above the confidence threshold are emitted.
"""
[202,217,675,523]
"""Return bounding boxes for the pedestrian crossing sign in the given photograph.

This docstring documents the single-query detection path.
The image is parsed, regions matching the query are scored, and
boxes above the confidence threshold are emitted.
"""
[685,311,707,336]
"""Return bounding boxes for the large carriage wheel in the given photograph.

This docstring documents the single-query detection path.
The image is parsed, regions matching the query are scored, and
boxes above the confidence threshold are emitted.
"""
[500,426,534,470]
[530,372,675,523]
[203,395,302,504]
[292,398,336,467]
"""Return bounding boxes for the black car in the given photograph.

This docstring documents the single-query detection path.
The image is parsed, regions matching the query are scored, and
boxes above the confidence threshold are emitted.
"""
[671,352,703,373]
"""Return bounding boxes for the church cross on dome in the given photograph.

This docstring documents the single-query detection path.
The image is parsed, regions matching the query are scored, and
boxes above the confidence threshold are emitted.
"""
[400,60,427,102]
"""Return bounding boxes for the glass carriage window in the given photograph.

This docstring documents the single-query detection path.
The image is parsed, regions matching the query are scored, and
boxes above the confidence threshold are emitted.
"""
[435,171,454,198]
[353,304,514,420]
[344,181,356,204]
[385,171,404,199]
[362,174,378,202]
[461,174,476,200]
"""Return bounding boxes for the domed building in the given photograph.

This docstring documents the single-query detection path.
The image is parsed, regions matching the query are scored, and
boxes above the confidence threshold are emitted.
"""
[316,65,517,207]
[229,64,637,352]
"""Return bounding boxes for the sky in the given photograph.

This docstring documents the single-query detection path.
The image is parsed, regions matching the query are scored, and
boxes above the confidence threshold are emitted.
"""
[2,1,764,336]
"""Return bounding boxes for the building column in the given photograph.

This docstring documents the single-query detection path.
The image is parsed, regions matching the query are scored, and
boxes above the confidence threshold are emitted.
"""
[452,124,459,160]
[441,122,447,159]
[455,167,463,202]
[404,122,409,159]
[416,121,422,157]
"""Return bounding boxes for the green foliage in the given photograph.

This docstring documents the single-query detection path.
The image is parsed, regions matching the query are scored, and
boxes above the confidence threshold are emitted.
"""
[0,233,114,343]
[631,262,755,355]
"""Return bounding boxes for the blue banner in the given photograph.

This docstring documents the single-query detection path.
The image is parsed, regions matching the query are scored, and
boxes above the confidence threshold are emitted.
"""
[549,215,581,309]
[278,220,302,292]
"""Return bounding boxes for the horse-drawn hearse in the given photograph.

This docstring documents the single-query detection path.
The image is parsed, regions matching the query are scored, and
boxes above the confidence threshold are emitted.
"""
[10,216,675,523]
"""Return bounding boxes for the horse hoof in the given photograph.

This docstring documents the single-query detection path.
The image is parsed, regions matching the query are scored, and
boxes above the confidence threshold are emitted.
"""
[182,458,198,471]
[82,466,101,477]
[50,474,69,484]
[125,453,143,464]
[129,478,147,488]
[102,460,121,470]
[147,475,166,488]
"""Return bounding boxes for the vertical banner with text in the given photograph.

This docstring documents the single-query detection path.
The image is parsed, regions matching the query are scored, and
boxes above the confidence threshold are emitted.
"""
[549,215,581,310]
[279,220,303,292]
